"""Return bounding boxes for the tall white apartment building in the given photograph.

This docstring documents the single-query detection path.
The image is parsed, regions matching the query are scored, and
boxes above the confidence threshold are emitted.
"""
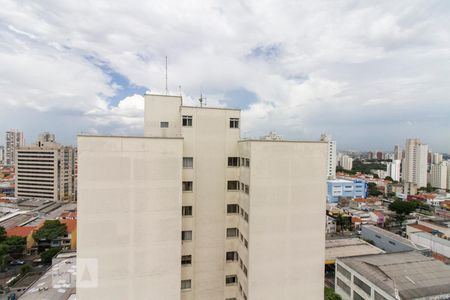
[340,155,353,171]
[77,94,327,300]
[15,133,75,201]
[320,134,336,179]
[0,146,4,164]
[430,161,448,189]
[432,153,443,164]
[5,129,24,165]
[393,144,402,160]
[386,159,401,181]
[402,138,428,188]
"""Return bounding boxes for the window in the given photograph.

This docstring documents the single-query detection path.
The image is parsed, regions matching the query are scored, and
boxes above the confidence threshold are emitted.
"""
[182,115,192,127]
[244,184,249,194]
[183,157,193,168]
[181,279,191,290]
[336,278,350,295]
[227,204,239,214]
[353,291,365,300]
[182,181,193,192]
[244,212,249,222]
[375,291,388,300]
[160,121,169,128]
[225,275,238,285]
[388,241,396,245]
[336,264,351,280]
[226,298,237,300]
[226,251,239,262]
[229,118,239,128]
[245,158,250,167]
[241,157,245,166]
[354,276,371,295]
[227,180,239,191]
[244,238,248,248]
[181,255,192,265]
[243,265,248,276]
[240,233,244,241]
[182,206,193,216]
[228,157,240,167]
[226,228,239,238]
[182,231,192,241]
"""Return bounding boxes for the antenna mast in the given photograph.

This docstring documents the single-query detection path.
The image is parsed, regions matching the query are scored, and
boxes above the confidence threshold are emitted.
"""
[165,56,168,95]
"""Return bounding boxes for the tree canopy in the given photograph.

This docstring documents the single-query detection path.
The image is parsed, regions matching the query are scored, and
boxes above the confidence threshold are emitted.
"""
[33,220,67,241]
[389,200,417,226]
[325,287,342,300]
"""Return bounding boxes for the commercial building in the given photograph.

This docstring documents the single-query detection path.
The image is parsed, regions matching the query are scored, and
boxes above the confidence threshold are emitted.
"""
[77,94,327,300]
[430,161,448,189]
[327,179,367,203]
[320,134,336,179]
[361,225,426,253]
[432,152,443,164]
[15,133,75,201]
[5,129,24,165]
[335,251,450,300]
[410,231,450,262]
[325,238,384,265]
[402,138,428,188]
[386,159,400,181]
[0,145,4,164]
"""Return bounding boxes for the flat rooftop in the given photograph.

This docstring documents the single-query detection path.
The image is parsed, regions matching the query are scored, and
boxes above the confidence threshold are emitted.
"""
[363,225,427,251]
[339,251,450,299]
[325,238,384,264]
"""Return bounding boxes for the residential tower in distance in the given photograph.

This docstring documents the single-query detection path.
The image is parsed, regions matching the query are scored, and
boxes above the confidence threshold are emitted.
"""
[5,129,24,165]
[77,94,328,300]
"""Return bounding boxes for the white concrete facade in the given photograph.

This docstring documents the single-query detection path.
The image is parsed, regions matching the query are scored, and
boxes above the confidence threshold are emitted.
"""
[386,159,401,181]
[77,94,327,300]
[5,129,24,165]
[402,138,428,188]
[430,161,448,189]
[320,134,336,179]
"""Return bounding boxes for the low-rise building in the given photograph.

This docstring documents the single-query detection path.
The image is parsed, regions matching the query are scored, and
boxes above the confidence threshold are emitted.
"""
[361,225,426,253]
[6,226,37,253]
[335,251,450,300]
[327,179,368,203]
[325,238,384,265]
[410,231,450,263]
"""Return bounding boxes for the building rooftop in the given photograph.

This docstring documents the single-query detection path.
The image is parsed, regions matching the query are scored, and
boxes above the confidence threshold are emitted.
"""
[412,231,450,248]
[408,223,435,234]
[363,225,427,251]
[325,238,384,264]
[6,226,36,237]
[339,251,450,299]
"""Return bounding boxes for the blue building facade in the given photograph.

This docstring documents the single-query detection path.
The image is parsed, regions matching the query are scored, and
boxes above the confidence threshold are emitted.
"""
[327,179,368,203]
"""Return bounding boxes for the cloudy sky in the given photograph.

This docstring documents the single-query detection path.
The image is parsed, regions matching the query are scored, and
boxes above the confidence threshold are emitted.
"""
[1,0,449,152]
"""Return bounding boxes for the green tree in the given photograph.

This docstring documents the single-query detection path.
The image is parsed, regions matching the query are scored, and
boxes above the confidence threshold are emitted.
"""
[40,247,61,264]
[33,220,67,242]
[389,200,417,226]
[3,236,26,257]
[325,287,342,300]
[373,174,379,179]
[0,226,6,243]
[335,214,352,232]
[20,264,32,276]
[384,176,394,181]
[368,182,383,197]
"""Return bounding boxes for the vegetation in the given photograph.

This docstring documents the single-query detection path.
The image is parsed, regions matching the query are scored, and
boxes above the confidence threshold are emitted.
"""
[384,176,394,181]
[363,239,375,245]
[20,264,32,276]
[33,220,67,242]
[335,166,356,175]
[335,214,352,232]
[368,182,383,197]
[389,200,417,226]
[352,159,386,175]
[418,183,437,193]
[40,247,62,264]
[0,227,6,243]
[0,227,27,271]
[325,287,342,300]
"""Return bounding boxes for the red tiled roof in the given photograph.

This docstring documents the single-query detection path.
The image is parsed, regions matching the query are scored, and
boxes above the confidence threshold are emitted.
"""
[6,226,36,237]
[60,219,77,233]
[59,211,77,219]
[409,224,434,233]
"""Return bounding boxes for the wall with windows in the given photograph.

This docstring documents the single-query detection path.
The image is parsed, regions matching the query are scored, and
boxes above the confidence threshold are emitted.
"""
[77,135,183,300]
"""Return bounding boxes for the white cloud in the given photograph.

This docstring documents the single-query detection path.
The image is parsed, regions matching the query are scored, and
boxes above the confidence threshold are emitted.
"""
[0,0,449,151]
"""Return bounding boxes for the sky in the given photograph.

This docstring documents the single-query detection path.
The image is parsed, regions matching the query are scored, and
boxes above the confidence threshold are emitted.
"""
[0,0,449,152]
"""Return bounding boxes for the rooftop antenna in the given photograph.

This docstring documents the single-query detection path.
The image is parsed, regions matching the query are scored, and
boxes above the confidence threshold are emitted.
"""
[199,93,207,107]
[165,56,168,95]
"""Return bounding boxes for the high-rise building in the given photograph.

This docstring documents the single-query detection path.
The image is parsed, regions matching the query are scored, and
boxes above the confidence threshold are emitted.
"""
[77,94,327,300]
[402,138,428,188]
[432,153,443,164]
[386,159,401,181]
[5,129,24,165]
[320,134,336,179]
[15,133,75,201]
[394,144,402,160]
[430,161,448,189]
[0,146,4,164]
[339,155,353,171]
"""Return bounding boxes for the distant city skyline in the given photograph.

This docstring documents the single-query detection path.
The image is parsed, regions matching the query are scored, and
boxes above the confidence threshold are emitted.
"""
[1,1,450,152]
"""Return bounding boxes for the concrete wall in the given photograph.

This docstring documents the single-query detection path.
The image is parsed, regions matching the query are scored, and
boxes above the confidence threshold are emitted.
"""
[246,140,327,300]
[361,226,414,253]
[77,135,183,300]
[144,94,182,138]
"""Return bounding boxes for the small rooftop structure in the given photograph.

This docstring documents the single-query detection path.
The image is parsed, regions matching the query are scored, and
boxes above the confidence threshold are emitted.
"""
[338,251,450,299]
[325,238,384,264]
